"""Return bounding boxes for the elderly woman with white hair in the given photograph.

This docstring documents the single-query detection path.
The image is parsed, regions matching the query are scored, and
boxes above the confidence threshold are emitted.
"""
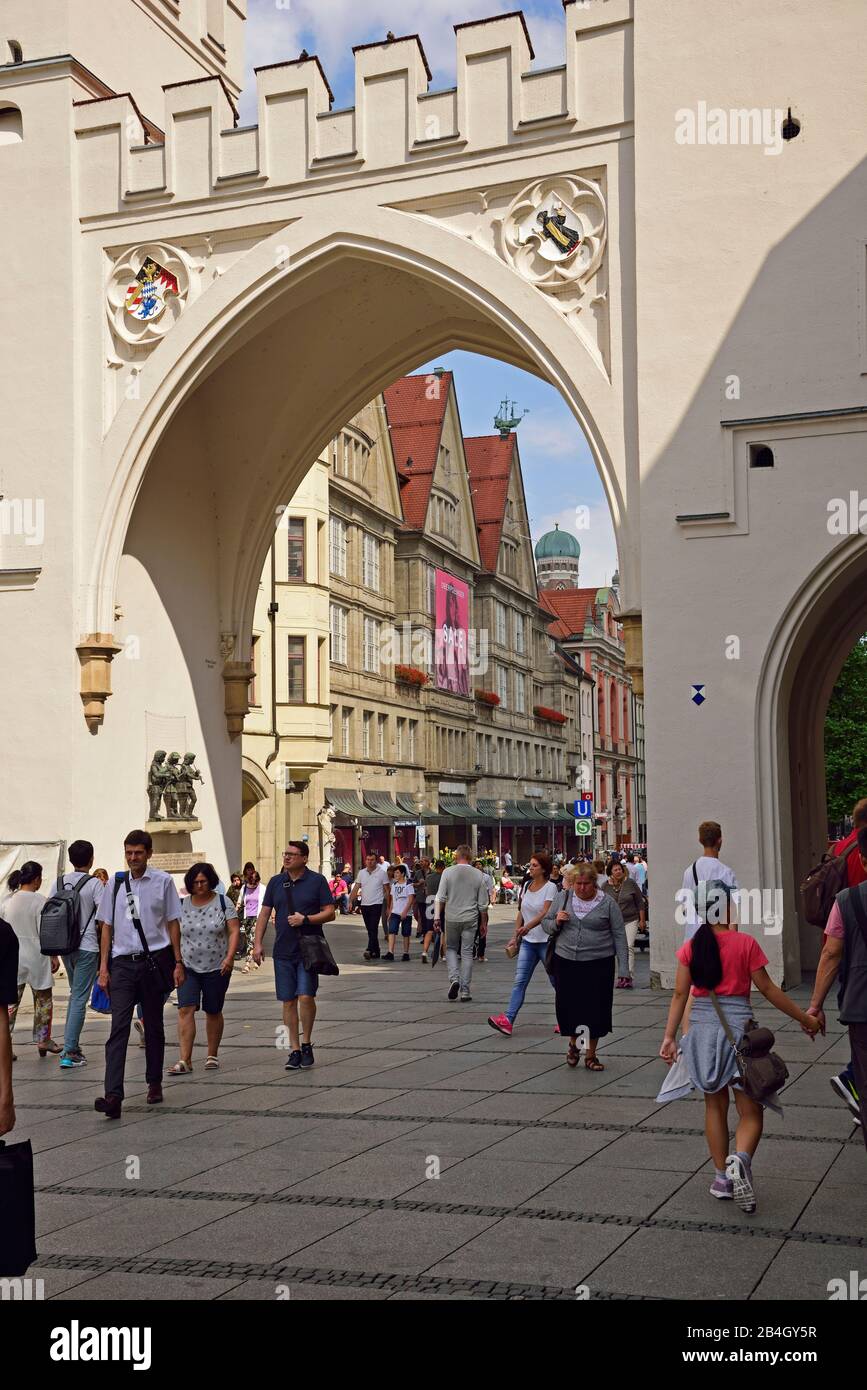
[543,862,629,1070]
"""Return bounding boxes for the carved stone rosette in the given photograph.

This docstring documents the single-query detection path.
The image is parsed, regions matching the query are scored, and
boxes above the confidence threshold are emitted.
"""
[106,242,200,353]
[494,175,607,303]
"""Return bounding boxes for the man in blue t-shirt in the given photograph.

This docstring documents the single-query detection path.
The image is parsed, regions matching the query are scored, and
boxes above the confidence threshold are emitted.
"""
[251,841,335,1071]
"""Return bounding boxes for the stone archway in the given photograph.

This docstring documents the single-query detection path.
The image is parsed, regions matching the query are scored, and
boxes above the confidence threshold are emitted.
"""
[755,535,867,982]
[80,215,633,875]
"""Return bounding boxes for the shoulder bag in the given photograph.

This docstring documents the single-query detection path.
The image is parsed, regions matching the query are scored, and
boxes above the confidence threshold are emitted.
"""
[283,877,340,976]
[709,993,788,1104]
[544,887,570,975]
[112,873,176,992]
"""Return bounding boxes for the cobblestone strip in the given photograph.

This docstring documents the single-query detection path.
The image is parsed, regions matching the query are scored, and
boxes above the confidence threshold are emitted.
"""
[33,1250,654,1300]
[35,1182,867,1249]
[21,1099,845,1143]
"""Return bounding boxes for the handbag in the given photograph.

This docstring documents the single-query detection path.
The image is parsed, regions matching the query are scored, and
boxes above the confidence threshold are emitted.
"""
[710,993,789,1104]
[0,1139,37,1275]
[544,888,569,975]
[283,878,340,977]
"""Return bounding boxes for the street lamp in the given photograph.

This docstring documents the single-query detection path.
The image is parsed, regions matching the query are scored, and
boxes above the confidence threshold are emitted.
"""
[494,797,507,867]
[544,799,560,855]
[413,790,426,856]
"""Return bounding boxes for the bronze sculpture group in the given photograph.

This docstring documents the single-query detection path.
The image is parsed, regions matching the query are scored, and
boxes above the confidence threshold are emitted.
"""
[147,750,204,821]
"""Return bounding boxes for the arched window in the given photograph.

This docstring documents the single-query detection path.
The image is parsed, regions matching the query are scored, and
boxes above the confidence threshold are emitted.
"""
[0,103,23,146]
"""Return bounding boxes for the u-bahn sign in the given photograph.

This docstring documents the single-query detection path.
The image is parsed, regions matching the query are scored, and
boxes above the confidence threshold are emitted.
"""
[573,798,593,817]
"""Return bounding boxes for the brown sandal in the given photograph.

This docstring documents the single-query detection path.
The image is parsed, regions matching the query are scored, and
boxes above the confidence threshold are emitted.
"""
[566,1041,580,1067]
[585,1056,604,1071]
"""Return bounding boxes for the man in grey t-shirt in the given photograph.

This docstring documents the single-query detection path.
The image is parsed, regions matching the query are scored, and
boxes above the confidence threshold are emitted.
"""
[434,846,489,1001]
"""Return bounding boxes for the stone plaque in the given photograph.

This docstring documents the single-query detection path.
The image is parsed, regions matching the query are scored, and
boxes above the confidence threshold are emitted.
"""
[150,852,207,872]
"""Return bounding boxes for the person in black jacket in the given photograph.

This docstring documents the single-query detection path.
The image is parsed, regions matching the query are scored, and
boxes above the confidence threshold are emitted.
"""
[0,914,18,1135]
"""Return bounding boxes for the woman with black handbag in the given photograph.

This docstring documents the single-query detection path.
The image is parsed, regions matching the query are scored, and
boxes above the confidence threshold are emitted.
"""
[659,879,821,1213]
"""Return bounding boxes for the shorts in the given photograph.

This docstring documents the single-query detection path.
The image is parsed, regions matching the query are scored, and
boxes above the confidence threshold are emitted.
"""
[274,956,319,1001]
[388,913,413,938]
[177,968,230,1014]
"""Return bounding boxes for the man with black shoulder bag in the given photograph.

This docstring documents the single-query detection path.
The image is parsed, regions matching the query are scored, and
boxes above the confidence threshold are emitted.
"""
[93,830,184,1120]
[252,841,336,1072]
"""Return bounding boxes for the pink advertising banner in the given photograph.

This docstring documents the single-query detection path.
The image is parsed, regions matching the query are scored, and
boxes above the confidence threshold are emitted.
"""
[435,568,470,696]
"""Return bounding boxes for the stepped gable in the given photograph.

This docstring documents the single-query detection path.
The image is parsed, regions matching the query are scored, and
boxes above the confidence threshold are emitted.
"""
[464,434,516,573]
[382,373,452,531]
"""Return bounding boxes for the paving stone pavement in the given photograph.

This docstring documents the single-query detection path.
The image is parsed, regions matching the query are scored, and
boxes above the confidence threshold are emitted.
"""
[9,909,865,1301]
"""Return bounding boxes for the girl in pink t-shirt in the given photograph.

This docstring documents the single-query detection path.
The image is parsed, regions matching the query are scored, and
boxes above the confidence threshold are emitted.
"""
[659,878,820,1215]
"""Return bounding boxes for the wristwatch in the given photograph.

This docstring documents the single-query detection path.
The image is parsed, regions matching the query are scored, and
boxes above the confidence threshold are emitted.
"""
[302,915,311,929]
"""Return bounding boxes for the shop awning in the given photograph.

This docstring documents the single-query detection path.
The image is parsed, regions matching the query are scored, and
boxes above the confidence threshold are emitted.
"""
[395,793,455,825]
[324,788,379,822]
[439,794,478,821]
[476,799,533,824]
[362,792,399,819]
[516,799,575,825]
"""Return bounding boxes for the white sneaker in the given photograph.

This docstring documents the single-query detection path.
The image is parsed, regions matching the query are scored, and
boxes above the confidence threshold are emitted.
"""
[726,1153,756,1213]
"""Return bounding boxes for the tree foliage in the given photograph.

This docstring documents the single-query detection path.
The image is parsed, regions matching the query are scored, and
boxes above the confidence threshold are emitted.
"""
[824,635,867,825]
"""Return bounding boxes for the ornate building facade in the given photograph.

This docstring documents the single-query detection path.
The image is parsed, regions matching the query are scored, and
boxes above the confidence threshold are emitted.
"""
[243,372,594,876]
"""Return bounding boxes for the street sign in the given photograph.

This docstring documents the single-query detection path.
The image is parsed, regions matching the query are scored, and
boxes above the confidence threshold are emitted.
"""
[575,817,593,836]
[573,798,593,817]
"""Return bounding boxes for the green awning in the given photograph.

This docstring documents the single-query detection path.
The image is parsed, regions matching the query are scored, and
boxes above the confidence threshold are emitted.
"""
[363,792,400,818]
[395,793,455,825]
[324,788,379,823]
[439,794,478,821]
[476,799,533,823]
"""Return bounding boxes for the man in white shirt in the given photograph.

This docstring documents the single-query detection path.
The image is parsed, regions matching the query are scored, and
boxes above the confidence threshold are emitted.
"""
[57,838,104,1069]
[435,846,489,1001]
[351,853,390,961]
[680,820,738,941]
[94,830,184,1119]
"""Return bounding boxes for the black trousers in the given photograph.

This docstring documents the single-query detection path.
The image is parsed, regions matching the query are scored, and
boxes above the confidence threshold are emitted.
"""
[849,1022,867,1155]
[104,949,173,1100]
[360,905,382,955]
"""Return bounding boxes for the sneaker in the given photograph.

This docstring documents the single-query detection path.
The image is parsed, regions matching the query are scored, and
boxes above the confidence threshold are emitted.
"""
[460,991,472,1002]
[59,1051,86,1069]
[383,952,395,961]
[710,1176,734,1200]
[830,1073,861,1121]
[421,952,428,964]
[554,1025,560,1035]
[300,1043,315,1068]
[285,1050,302,1070]
[488,1014,513,1036]
[726,1153,756,1213]
[402,952,411,962]
[447,981,460,1001]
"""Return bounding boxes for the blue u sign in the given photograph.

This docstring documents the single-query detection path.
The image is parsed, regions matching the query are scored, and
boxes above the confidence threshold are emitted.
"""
[573,799,593,817]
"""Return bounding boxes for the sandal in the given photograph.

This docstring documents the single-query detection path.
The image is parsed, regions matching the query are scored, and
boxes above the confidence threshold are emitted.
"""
[38,1040,63,1057]
[566,1041,580,1068]
[585,1056,605,1072]
[204,1056,220,1071]
[168,1060,193,1075]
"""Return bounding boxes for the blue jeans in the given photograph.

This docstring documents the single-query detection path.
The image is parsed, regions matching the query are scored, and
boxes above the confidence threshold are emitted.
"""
[61,949,100,1055]
[506,939,553,1023]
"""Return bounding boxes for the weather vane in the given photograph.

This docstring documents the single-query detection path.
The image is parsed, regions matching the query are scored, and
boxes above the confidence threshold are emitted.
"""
[494,399,529,438]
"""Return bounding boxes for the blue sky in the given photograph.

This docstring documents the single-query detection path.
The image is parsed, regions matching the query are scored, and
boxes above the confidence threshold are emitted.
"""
[242,2,618,585]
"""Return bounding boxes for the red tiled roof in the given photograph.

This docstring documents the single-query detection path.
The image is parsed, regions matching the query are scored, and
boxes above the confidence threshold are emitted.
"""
[464,435,516,573]
[538,587,599,639]
[383,373,451,530]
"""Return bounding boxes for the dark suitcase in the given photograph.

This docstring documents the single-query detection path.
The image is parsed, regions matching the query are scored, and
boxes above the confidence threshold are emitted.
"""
[0,1138,37,1275]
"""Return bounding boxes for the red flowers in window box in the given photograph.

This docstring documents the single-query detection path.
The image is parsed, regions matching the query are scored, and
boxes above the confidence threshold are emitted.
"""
[395,665,430,687]
[534,705,568,724]
[475,689,501,706]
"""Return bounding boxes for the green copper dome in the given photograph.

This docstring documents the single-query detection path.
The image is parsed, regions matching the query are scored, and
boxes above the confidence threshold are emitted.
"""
[534,523,581,560]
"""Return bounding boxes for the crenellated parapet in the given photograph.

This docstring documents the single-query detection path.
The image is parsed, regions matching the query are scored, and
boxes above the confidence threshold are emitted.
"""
[73,2,634,218]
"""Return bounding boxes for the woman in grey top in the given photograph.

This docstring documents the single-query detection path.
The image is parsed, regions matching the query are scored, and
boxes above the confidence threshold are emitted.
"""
[544,864,629,1070]
[604,860,646,988]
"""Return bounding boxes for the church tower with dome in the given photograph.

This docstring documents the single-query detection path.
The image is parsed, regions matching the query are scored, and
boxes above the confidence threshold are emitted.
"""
[534,523,581,590]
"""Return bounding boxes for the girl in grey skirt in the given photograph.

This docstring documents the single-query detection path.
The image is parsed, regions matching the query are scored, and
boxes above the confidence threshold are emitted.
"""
[659,881,821,1212]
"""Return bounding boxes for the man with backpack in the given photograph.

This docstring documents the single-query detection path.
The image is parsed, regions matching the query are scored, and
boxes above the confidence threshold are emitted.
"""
[93,830,184,1120]
[47,840,104,1069]
[680,821,739,941]
[806,823,867,1148]
[801,797,867,1120]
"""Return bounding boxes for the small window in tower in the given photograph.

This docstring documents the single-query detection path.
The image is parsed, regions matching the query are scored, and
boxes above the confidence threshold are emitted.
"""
[0,103,23,145]
[749,444,774,469]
